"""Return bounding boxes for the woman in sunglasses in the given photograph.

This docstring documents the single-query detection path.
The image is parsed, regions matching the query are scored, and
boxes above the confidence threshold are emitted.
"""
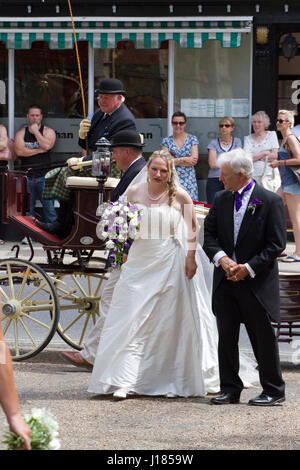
[243,110,279,185]
[162,111,199,201]
[270,110,300,262]
[206,117,242,204]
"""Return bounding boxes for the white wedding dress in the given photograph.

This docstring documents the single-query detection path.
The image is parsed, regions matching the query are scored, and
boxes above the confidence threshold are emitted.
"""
[88,204,258,397]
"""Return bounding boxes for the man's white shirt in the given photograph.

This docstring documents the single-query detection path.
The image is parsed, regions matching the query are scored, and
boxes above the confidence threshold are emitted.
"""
[213,182,256,278]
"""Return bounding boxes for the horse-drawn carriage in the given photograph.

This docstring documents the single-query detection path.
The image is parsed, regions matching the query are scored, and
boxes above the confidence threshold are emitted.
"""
[0,161,299,361]
[0,150,117,361]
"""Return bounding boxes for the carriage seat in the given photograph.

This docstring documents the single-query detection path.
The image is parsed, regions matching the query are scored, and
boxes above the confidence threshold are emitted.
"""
[193,201,211,222]
[65,176,120,189]
[8,215,61,245]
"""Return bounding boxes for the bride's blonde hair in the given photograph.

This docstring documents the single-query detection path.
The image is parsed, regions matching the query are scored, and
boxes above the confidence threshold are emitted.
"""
[147,150,177,206]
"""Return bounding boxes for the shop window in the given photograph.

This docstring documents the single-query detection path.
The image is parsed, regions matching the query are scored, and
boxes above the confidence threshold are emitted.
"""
[14,41,88,118]
[174,35,251,200]
[0,42,8,118]
[94,42,169,154]
[94,42,168,119]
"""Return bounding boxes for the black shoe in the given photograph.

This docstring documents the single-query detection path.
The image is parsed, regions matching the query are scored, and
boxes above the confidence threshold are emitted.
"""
[37,220,63,235]
[210,392,240,405]
[248,393,285,406]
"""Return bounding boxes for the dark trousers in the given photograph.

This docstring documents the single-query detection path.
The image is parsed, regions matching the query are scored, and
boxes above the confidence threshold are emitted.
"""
[206,178,224,205]
[213,279,285,397]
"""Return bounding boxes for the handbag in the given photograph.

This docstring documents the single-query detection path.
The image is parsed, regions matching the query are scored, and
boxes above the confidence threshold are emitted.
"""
[290,165,300,184]
[261,156,281,192]
[286,136,300,184]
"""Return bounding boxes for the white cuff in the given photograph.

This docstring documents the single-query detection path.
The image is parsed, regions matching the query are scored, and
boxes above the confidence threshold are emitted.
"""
[245,263,255,278]
[213,251,227,267]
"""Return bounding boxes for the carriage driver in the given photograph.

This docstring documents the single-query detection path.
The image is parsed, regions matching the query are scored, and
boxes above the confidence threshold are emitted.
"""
[37,78,137,237]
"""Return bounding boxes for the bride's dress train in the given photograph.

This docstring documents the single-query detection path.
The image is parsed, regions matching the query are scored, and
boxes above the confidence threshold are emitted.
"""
[88,204,258,397]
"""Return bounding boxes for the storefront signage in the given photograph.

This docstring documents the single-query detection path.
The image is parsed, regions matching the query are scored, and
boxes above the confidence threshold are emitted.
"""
[181,98,249,118]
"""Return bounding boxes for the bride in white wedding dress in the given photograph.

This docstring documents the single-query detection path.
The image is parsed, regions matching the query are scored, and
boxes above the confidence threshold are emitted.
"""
[88,150,258,398]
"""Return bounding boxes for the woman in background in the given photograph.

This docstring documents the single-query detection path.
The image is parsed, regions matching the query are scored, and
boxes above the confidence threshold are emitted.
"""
[206,117,242,204]
[244,110,279,185]
[270,110,300,262]
[162,111,199,201]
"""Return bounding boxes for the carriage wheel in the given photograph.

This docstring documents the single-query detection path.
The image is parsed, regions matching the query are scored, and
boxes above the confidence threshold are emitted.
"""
[0,258,59,361]
[51,258,108,350]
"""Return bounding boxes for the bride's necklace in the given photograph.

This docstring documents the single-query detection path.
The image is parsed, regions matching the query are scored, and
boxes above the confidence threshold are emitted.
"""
[147,187,168,201]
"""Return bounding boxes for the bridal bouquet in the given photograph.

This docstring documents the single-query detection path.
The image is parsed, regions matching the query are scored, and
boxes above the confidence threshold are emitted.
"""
[3,408,60,450]
[96,196,142,270]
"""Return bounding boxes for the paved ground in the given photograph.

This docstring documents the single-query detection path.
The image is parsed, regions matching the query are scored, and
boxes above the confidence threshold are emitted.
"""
[0,350,299,451]
[0,239,299,451]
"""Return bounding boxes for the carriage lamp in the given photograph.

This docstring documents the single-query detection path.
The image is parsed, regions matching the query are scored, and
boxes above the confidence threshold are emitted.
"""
[92,137,111,204]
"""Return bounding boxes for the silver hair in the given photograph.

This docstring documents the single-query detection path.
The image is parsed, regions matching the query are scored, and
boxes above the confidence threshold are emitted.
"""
[252,110,270,129]
[217,148,253,178]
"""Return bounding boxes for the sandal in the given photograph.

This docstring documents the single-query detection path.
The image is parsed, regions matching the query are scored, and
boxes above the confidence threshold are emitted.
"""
[281,256,300,263]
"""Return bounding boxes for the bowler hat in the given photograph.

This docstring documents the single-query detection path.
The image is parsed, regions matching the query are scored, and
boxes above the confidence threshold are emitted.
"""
[96,78,126,96]
[110,130,145,148]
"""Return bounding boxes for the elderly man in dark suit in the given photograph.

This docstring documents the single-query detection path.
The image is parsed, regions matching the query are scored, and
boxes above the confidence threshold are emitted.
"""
[61,129,147,368]
[203,148,286,406]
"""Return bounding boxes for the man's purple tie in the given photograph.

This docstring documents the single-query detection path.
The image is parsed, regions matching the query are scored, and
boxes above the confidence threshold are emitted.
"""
[234,179,254,211]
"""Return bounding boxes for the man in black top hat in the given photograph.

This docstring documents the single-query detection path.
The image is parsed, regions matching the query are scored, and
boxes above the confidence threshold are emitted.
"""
[77,78,136,157]
[38,129,146,238]
[108,129,147,201]
[37,79,137,236]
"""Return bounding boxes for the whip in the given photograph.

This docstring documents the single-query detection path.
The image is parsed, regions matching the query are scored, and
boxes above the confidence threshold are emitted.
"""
[67,0,87,120]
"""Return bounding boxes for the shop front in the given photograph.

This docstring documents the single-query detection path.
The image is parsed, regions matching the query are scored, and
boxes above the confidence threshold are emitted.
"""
[0,16,252,199]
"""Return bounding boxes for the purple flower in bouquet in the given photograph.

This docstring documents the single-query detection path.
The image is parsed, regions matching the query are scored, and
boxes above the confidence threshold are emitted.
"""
[96,196,142,270]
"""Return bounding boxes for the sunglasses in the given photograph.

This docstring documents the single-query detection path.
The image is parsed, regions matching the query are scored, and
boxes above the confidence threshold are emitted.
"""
[172,121,185,126]
[219,124,231,128]
[276,119,288,124]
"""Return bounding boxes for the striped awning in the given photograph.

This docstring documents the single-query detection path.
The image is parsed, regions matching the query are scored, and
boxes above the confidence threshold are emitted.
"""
[0,16,252,50]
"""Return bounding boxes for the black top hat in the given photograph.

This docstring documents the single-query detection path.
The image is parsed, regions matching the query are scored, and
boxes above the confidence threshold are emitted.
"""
[110,130,145,148]
[96,78,126,96]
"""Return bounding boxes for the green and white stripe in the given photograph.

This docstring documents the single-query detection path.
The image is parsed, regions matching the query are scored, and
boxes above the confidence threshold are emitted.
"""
[0,18,251,49]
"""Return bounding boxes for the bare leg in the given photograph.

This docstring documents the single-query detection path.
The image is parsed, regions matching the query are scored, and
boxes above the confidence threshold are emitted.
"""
[285,193,300,257]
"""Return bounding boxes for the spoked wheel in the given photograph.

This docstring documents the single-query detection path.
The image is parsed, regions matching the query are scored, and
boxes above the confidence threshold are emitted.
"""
[50,258,108,350]
[0,258,60,361]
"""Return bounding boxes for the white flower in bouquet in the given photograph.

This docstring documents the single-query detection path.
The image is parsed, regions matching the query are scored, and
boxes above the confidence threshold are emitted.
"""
[130,216,139,226]
[96,197,142,270]
[105,240,115,249]
[3,408,60,450]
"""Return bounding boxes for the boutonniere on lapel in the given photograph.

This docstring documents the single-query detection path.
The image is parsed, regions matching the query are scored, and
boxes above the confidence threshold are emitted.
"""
[247,199,263,215]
